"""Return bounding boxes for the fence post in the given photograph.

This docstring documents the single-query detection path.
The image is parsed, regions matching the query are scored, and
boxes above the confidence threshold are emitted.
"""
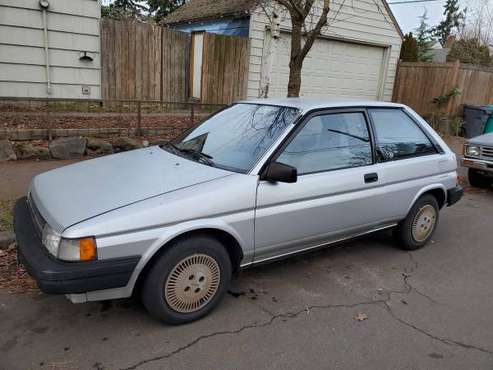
[46,99,52,142]
[446,60,461,117]
[137,101,142,137]
[190,102,195,126]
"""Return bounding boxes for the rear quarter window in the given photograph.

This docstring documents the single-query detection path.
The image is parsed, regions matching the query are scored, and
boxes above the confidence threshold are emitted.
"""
[368,109,437,162]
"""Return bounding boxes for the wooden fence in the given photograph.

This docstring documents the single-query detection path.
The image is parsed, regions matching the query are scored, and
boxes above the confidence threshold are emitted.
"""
[101,19,249,104]
[392,61,493,117]
[201,33,250,105]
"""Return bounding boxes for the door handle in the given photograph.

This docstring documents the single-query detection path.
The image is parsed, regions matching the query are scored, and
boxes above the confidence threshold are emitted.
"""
[364,173,378,183]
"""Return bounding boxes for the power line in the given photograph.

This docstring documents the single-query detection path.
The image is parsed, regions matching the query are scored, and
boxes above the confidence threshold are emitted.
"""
[388,0,442,4]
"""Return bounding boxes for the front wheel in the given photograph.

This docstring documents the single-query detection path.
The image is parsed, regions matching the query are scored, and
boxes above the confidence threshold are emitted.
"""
[394,195,439,250]
[141,235,232,324]
[468,169,491,189]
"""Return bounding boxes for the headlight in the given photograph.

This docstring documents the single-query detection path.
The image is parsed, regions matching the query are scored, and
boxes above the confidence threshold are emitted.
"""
[58,237,97,261]
[41,225,96,261]
[42,224,61,257]
[465,145,480,157]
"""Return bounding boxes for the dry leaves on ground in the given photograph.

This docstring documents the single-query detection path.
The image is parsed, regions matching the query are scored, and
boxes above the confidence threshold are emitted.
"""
[0,244,38,294]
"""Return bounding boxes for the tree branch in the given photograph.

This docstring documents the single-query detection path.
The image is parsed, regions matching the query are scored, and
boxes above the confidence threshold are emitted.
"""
[299,0,330,61]
[303,0,316,17]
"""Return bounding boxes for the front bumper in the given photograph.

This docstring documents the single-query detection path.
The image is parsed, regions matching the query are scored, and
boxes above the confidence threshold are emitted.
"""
[447,186,463,207]
[13,197,140,295]
[461,158,493,174]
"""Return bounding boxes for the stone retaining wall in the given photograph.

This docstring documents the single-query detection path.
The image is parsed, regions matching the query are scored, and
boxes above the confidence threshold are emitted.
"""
[0,136,167,162]
[0,127,181,141]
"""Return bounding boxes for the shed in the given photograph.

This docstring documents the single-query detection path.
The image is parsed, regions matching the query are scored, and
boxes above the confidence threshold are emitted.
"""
[164,0,403,101]
[0,0,101,99]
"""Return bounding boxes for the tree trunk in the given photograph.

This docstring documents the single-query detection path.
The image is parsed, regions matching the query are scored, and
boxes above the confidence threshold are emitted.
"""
[287,16,303,97]
[272,0,330,98]
[287,59,302,97]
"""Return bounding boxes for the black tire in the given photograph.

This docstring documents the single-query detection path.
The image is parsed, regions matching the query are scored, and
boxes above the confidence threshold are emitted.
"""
[394,194,439,251]
[141,235,232,325]
[468,169,491,189]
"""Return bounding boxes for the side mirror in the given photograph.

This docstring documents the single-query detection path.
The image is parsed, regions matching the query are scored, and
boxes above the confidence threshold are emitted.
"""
[260,162,297,183]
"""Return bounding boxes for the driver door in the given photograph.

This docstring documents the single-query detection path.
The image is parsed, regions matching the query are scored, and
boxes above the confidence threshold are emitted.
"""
[254,109,391,262]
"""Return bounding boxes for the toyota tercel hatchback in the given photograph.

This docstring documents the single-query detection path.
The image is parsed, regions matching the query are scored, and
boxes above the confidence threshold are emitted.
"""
[14,99,463,324]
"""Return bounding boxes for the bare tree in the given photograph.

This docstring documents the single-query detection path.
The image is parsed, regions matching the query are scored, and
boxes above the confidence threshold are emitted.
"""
[460,0,493,45]
[260,0,331,97]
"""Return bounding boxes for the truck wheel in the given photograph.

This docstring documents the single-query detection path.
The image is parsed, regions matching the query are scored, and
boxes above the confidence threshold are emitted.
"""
[142,235,232,324]
[394,194,439,250]
[468,169,491,188]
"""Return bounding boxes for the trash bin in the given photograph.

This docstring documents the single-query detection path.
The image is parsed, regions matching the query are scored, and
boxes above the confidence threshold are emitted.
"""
[485,105,493,134]
[462,104,493,138]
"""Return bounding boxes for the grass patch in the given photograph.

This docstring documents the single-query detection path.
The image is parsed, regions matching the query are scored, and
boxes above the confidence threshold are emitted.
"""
[0,199,14,233]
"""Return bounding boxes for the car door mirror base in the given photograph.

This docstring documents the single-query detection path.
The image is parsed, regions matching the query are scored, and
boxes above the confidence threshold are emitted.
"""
[260,162,298,183]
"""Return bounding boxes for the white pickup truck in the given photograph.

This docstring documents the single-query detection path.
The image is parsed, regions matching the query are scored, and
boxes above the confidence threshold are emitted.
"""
[462,133,493,188]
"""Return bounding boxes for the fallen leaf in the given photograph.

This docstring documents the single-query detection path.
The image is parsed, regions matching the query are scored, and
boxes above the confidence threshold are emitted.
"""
[355,313,368,321]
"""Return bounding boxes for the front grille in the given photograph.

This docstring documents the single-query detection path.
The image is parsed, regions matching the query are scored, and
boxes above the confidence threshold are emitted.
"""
[28,194,46,238]
[481,146,493,160]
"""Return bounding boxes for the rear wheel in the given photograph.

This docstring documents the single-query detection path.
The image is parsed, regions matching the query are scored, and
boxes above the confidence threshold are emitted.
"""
[468,169,491,189]
[141,235,232,324]
[394,195,439,250]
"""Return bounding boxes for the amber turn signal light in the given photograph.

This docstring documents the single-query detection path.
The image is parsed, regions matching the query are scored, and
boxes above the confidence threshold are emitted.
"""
[79,237,97,261]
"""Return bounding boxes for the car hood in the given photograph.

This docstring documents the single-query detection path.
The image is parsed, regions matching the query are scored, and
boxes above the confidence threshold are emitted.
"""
[29,146,232,232]
[468,133,493,145]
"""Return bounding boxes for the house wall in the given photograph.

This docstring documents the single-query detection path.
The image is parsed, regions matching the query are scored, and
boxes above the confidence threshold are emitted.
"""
[247,0,402,101]
[0,0,101,99]
[171,17,250,37]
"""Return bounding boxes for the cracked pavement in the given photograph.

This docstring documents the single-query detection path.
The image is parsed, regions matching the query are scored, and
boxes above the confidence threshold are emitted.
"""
[1,162,493,369]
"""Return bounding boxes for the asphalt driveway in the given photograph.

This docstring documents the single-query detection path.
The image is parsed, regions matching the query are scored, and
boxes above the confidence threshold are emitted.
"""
[1,160,492,370]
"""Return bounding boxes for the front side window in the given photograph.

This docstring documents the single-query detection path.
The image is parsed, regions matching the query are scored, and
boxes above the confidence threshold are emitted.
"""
[369,109,437,162]
[170,104,299,173]
[277,112,373,175]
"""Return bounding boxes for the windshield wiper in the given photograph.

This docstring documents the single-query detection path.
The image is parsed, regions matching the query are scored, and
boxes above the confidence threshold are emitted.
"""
[163,143,215,166]
[327,129,370,142]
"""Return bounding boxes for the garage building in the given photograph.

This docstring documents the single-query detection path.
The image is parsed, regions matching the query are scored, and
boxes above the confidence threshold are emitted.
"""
[164,0,403,101]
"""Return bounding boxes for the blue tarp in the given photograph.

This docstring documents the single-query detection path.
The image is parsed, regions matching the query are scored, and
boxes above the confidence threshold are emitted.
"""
[172,17,250,37]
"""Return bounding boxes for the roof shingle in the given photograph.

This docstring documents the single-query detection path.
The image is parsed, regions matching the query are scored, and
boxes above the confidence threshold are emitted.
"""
[163,0,258,25]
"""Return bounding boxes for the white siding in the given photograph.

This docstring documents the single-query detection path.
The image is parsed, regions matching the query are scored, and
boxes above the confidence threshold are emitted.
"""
[248,0,402,101]
[0,0,101,99]
[270,35,386,99]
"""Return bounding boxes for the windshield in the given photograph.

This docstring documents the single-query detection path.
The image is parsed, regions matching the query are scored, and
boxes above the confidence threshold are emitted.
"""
[169,103,299,173]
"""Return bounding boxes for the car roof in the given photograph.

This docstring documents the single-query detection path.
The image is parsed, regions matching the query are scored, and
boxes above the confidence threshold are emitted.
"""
[239,98,406,113]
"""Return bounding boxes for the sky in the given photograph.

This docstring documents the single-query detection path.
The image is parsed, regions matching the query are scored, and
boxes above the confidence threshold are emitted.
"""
[389,0,469,34]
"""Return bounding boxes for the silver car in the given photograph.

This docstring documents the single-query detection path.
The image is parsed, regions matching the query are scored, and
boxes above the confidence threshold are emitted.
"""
[14,99,463,324]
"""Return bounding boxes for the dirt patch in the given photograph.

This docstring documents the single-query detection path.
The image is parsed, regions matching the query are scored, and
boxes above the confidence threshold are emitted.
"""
[0,199,14,233]
[1,112,205,130]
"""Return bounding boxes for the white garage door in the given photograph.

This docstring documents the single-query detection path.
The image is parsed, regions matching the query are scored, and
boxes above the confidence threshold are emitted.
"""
[269,34,385,99]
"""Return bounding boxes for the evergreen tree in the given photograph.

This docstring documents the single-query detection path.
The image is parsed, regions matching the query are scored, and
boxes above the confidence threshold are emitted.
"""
[101,0,147,19]
[415,11,434,62]
[147,0,185,22]
[432,0,464,46]
[400,33,419,62]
